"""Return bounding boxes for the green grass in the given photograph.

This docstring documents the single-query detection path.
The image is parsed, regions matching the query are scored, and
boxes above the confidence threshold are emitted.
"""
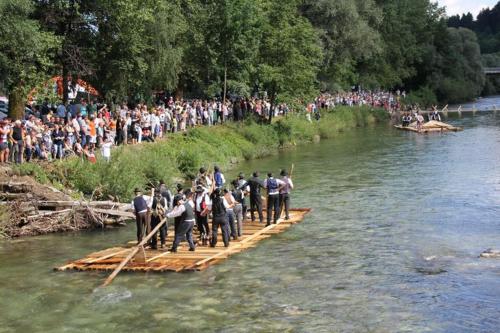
[12,106,388,200]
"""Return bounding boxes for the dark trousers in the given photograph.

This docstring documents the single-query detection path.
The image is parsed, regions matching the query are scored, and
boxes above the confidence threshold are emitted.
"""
[195,212,210,238]
[227,209,237,238]
[174,217,181,235]
[250,194,263,223]
[267,194,280,225]
[135,212,147,242]
[279,193,290,219]
[172,221,195,251]
[150,215,167,248]
[211,214,229,247]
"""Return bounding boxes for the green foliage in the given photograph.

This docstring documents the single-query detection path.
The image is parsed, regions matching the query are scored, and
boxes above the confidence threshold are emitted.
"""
[0,0,494,112]
[0,0,59,118]
[300,0,382,89]
[405,86,438,107]
[482,52,500,96]
[257,0,323,111]
[432,28,485,103]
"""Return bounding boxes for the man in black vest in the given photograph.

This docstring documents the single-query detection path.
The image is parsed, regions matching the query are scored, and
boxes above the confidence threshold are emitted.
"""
[264,172,285,226]
[209,188,229,247]
[132,188,148,243]
[167,189,196,252]
[247,171,265,223]
[150,191,167,250]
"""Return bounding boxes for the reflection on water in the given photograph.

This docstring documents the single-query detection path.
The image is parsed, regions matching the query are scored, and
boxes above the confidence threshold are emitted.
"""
[0,113,499,332]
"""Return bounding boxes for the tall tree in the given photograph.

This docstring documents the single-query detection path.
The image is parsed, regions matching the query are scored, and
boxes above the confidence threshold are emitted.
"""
[34,0,94,103]
[257,0,322,122]
[301,0,382,90]
[0,0,59,119]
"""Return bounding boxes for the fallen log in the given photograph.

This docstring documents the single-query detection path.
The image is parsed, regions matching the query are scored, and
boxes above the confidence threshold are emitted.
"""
[91,208,135,219]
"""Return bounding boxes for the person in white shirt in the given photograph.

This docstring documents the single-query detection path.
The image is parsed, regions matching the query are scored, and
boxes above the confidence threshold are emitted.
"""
[263,172,286,226]
[101,137,112,162]
[194,185,211,245]
[223,188,238,240]
[279,169,294,220]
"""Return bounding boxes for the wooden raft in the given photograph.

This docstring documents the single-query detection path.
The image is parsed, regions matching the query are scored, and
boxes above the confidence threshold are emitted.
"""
[56,208,311,273]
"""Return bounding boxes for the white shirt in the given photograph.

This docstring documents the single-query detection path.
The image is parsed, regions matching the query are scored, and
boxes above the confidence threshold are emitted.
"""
[101,142,112,158]
[194,192,211,212]
[129,194,153,213]
[166,200,194,219]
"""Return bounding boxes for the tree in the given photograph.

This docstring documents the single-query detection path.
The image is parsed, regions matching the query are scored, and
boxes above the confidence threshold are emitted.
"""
[0,0,59,119]
[300,0,382,90]
[34,0,94,103]
[432,28,485,103]
[257,0,323,122]
[142,0,186,98]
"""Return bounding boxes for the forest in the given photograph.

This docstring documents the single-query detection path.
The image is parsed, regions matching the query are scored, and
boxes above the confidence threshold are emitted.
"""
[0,0,499,118]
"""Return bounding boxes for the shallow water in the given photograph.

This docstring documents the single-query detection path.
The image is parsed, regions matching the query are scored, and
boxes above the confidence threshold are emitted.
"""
[1,112,499,332]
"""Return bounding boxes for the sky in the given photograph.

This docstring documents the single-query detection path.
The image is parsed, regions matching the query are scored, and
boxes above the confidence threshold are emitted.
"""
[438,0,498,17]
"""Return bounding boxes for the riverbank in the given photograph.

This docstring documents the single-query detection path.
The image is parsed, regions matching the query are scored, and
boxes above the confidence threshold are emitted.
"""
[12,106,388,202]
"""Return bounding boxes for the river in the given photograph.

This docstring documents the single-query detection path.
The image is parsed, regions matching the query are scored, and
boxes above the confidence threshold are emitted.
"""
[0,106,499,332]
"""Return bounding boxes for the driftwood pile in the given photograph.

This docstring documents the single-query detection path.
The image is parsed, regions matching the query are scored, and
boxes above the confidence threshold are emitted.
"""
[0,181,133,237]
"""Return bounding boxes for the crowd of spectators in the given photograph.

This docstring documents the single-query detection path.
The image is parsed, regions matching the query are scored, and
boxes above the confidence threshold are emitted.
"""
[0,90,401,165]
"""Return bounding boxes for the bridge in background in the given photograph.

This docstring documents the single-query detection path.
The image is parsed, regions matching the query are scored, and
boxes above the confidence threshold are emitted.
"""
[484,67,500,75]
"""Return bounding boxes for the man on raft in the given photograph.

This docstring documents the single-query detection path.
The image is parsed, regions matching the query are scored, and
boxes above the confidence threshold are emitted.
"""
[142,167,295,250]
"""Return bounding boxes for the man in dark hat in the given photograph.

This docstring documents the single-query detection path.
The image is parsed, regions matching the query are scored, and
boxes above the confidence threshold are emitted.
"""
[159,180,173,210]
[196,167,212,191]
[172,193,183,235]
[264,172,285,226]
[131,188,148,243]
[237,172,249,220]
[150,190,168,249]
[247,171,265,223]
[279,169,294,220]
[167,189,196,252]
[213,165,225,189]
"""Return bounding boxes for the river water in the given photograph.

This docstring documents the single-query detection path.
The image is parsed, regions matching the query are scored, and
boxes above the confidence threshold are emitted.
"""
[1,108,499,332]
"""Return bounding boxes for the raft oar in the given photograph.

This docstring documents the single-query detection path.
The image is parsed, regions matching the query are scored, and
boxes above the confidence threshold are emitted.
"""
[101,217,167,287]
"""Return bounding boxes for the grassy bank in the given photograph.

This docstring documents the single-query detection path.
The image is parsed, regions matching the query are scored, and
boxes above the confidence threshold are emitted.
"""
[14,107,388,200]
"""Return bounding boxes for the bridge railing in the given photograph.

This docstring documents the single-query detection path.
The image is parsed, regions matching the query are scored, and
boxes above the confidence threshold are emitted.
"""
[484,67,500,74]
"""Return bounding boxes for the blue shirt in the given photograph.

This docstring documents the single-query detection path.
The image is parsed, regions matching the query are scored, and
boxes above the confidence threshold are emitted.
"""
[56,104,66,118]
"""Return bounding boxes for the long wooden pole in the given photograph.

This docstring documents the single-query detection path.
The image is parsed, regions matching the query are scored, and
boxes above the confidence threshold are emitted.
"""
[101,217,167,287]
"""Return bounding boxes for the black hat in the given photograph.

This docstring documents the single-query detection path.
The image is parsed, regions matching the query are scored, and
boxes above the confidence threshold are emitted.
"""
[195,185,204,192]
[173,194,183,205]
[280,169,288,176]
